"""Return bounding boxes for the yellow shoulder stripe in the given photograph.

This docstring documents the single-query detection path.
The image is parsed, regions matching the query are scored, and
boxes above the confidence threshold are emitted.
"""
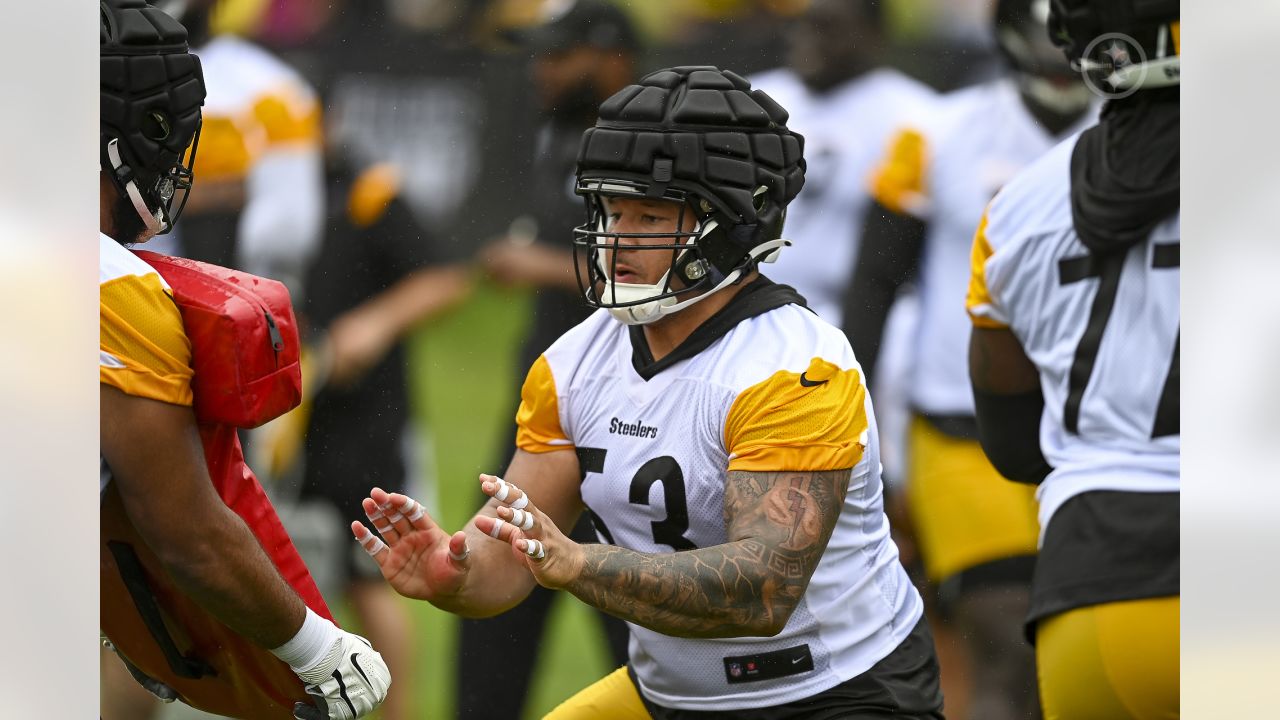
[348,163,403,228]
[868,127,929,216]
[516,355,572,453]
[724,357,868,473]
[251,92,321,145]
[966,210,1009,329]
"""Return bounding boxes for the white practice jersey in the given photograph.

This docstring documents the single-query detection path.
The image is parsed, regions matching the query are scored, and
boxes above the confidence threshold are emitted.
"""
[515,292,922,710]
[173,35,324,291]
[871,79,1098,416]
[748,68,935,325]
[967,137,1180,536]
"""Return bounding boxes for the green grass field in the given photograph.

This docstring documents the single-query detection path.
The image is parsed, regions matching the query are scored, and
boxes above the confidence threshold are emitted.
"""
[397,279,617,719]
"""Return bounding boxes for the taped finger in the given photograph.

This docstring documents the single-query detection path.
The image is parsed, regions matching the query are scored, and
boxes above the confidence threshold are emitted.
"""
[407,502,425,523]
[449,544,471,563]
[493,478,512,502]
[511,508,535,532]
[523,539,546,560]
[488,518,507,539]
[355,526,388,557]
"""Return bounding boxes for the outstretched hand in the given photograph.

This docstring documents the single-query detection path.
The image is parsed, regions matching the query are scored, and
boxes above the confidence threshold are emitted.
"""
[472,474,584,590]
[350,488,471,603]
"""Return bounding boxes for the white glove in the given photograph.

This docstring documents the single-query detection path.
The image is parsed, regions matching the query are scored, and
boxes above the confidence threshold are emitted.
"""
[285,625,391,720]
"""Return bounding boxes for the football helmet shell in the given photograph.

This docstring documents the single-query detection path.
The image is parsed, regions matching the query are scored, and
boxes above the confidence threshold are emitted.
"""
[101,0,206,235]
[573,66,805,325]
[1048,0,1180,93]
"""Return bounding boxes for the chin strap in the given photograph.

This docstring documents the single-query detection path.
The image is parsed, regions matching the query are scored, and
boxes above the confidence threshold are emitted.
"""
[604,238,791,326]
[106,138,164,236]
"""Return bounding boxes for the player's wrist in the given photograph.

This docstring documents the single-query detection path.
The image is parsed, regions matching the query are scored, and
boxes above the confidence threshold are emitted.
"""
[270,607,342,679]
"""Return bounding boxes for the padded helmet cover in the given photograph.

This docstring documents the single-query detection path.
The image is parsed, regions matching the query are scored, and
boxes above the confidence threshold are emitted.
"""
[1048,0,1178,63]
[100,0,205,201]
[576,66,806,274]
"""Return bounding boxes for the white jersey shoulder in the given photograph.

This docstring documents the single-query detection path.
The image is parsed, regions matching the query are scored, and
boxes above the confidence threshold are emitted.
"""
[100,233,169,288]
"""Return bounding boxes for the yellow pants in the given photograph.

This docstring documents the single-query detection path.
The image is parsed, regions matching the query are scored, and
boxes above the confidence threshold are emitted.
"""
[905,416,1040,582]
[543,666,651,720]
[1036,596,1180,719]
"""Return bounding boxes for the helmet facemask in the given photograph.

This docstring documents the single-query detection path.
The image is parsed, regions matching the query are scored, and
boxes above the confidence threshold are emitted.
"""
[104,117,201,238]
[573,178,789,325]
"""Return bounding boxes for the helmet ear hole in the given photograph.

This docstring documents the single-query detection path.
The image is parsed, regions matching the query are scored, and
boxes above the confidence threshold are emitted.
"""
[142,111,172,141]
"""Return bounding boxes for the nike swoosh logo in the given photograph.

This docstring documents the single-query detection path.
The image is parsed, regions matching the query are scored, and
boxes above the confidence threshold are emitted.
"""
[351,653,372,687]
[791,656,805,664]
[799,372,828,387]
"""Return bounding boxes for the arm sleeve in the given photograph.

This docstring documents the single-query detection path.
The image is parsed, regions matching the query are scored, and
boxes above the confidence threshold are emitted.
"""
[100,273,194,406]
[972,386,1053,485]
[724,358,868,472]
[842,200,926,385]
[515,355,574,453]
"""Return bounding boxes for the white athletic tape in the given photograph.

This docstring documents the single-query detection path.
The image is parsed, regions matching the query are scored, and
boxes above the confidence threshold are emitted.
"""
[398,497,416,514]
[375,524,393,536]
[407,503,425,522]
[387,513,404,523]
[494,479,510,502]
[510,493,529,511]
[524,540,545,560]
[361,535,387,556]
[512,509,535,531]
[489,518,506,538]
[366,508,385,521]
[448,545,471,562]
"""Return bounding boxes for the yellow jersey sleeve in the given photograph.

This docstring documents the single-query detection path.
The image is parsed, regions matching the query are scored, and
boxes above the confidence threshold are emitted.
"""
[515,354,573,453]
[724,357,868,473]
[868,127,929,217]
[100,273,194,406]
[966,209,1010,329]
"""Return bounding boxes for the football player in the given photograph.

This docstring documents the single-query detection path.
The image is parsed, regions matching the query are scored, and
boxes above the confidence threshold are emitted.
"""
[99,2,389,718]
[965,1,1179,717]
[354,67,945,718]
[152,0,324,299]
[844,1,1097,717]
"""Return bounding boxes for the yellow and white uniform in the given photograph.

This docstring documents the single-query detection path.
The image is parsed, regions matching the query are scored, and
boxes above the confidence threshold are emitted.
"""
[748,67,934,325]
[99,233,194,493]
[169,35,323,293]
[517,293,923,711]
[967,137,1180,532]
[868,80,1097,583]
[968,128,1180,720]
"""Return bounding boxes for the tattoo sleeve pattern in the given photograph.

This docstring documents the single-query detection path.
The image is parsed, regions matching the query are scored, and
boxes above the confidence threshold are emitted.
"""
[564,468,850,639]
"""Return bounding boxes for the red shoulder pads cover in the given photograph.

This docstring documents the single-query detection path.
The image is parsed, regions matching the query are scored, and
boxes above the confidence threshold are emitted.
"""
[132,250,302,428]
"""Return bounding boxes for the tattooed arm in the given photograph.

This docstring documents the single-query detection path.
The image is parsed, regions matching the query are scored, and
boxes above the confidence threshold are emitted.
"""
[561,468,850,639]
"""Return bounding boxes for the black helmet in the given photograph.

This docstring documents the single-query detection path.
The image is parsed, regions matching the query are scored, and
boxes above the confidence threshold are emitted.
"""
[1048,0,1179,96]
[995,0,1092,114]
[101,0,206,236]
[573,66,805,325]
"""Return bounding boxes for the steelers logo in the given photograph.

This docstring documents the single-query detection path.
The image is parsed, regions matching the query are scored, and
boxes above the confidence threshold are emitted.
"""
[1080,32,1148,100]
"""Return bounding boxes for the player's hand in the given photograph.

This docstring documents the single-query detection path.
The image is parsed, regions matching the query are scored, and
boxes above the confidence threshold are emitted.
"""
[473,474,584,589]
[351,488,472,603]
[290,630,391,720]
[324,309,395,388]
